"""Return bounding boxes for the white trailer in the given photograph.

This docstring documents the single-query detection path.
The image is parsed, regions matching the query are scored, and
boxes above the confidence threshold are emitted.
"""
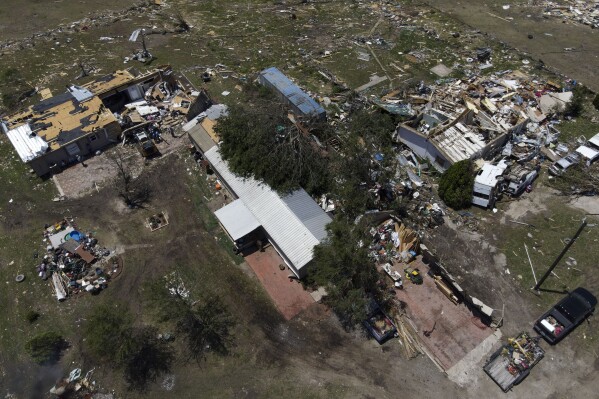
[472,160,509,208]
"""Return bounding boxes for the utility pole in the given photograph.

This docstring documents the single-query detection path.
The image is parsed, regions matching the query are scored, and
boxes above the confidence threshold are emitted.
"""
[141,29,149,57]
[533,218,587,291]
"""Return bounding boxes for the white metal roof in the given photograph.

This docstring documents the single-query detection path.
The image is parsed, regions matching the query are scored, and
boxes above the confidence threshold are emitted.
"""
[6,124,49,162]
[204,147,331,273]
[575,145,599,161]
[475,161,509,187]
[214,199,261,241]
[433,123,486,163]
[588,133,599,149]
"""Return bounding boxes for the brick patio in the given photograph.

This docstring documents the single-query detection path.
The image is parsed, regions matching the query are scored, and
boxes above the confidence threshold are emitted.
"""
[243,245,314,320]
[395,257,494,371]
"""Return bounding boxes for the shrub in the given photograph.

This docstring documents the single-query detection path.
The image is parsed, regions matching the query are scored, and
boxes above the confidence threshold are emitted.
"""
[565,85,585,117]
[25,310,40,323]
[438,160,474,210]
[593,94,599,112]
[25,332,65,364]
[84,303,132,362]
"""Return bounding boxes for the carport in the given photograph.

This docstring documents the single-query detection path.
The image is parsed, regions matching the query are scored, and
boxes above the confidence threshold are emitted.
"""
[214,199,261,249]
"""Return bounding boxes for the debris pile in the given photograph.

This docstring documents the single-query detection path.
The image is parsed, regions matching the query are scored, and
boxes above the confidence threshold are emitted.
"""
[544,1,599,29]
[368,218,420,265]
[38,219,119,301]
[49,367,112,398]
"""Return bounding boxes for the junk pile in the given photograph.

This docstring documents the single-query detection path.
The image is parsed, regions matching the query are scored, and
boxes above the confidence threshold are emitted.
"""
[49,367,112,398]
[369,218,429,288]
[147,211,169,231]
[368,218,420,264]
[39,219,120,301]
[504,333,544,375]
[389,304,423,359]
[484,332,545,392]
[383,67,592,205]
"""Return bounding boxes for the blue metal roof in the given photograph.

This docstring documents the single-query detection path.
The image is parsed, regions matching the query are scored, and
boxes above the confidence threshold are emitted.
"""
[260,67,325,117]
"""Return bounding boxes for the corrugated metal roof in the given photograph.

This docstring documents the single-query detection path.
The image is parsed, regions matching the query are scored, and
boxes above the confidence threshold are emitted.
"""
[214,199,261,241]
[187,124,216,153]
[204,147,331,273]
[6,124,49,162]
[281,190,330,242]
[259,67,325,118]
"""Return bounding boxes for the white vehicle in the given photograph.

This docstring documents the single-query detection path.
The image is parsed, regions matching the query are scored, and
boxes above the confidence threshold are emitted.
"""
[549,152,580,176]
[472,160,509,208]
[505,165,540,197]
[575,133,599,166]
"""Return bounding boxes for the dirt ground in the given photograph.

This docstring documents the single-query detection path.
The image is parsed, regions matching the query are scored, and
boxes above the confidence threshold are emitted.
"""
[423,179,599,397]
[419,0,599,92]
[1,0,598,397]
[0,0,138,40]
[0,146,472,398]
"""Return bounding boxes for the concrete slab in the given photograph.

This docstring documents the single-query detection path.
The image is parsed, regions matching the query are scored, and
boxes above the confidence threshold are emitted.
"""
[447,329,502,386]
[395,257,494,371]
[54,135,189,198]
[244,246,314,320]
[430,63,453,77]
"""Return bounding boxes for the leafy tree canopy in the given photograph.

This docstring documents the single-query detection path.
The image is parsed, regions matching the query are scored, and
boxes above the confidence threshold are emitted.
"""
[25,331,65,364]
[143,275,235,363]
[309,217,384,328]
[84,303,133,362]
[438,159,474,210]
[216,97,330,196]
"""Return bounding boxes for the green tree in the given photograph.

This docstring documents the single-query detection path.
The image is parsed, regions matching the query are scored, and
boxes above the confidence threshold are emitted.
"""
[215,101,330,196]
[593,94,599,112]
[25,331,65,364]
[177,296,234,362]
[328,108,398,220]
[310,218,383,328]
[143,276,234,363]
[25,310,40,323]
[84,303,133,362]
[565,84,585,117]
[120,326,175,391]
[438,160,474,210]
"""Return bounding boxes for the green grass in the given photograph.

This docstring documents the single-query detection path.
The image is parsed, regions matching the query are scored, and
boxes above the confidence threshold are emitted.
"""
[558,117,599,142]
[496,198,599,307]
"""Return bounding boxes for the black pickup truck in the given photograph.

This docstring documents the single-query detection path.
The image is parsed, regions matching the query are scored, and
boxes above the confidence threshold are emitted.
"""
[533,287,597,345]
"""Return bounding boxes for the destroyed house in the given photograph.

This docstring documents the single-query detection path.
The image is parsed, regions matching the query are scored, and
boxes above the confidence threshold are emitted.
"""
[204,146,331,278]
[259,67,326,121]
[395,101,509,172]
[3,65,208,176]
[82,65,208,122]
[2,86,121,176]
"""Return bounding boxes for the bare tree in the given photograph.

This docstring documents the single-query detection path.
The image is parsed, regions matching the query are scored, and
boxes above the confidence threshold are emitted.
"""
[109,150,151,208]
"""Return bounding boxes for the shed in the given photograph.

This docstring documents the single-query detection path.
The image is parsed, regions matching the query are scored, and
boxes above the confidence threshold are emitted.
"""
[259,67,326,120]
[186,122,216,153]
